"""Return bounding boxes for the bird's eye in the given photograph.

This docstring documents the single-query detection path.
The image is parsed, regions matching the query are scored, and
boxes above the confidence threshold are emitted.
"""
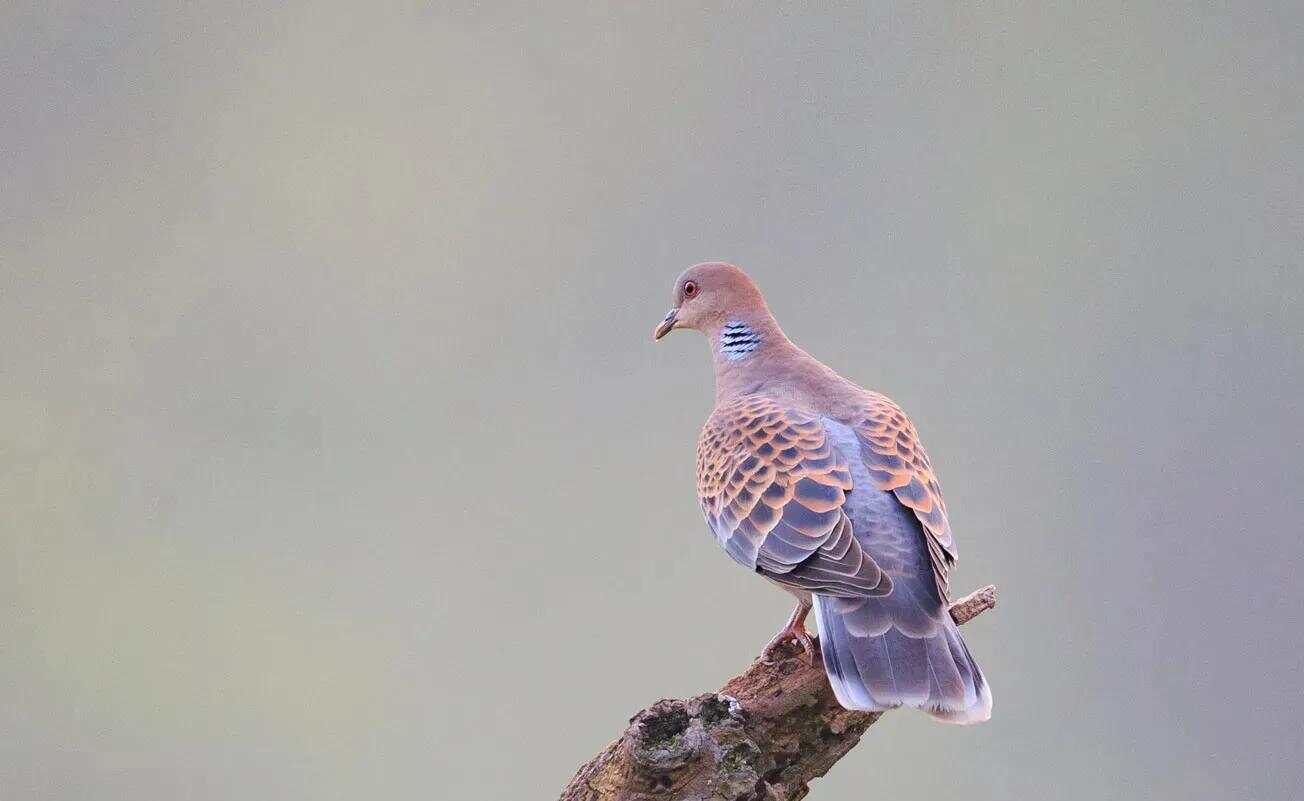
[683,281,698,297]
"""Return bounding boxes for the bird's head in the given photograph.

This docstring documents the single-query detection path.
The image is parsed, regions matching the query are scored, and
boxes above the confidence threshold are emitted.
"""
[652,262,771,343]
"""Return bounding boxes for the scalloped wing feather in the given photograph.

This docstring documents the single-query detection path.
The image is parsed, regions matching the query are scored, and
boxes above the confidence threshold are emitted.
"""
[696,396,891,598]
[850,392,957,599]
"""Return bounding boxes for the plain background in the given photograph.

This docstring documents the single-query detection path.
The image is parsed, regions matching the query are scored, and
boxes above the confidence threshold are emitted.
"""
[3,2,1302,799]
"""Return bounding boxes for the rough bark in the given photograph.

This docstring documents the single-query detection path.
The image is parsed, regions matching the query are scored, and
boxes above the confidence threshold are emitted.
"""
[560,585,996,801]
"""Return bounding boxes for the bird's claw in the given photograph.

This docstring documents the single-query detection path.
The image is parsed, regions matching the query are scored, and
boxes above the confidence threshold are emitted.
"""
[760,626,818,666]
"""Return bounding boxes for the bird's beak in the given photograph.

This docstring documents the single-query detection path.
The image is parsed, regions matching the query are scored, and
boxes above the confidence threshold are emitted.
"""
[653,308,679,341]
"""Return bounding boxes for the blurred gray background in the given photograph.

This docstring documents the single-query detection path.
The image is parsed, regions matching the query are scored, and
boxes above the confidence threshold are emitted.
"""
[3,2,1302,799]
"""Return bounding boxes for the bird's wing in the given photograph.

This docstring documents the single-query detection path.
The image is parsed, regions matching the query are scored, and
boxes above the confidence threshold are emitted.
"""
[848,392,957,599]
[696,396,891,598]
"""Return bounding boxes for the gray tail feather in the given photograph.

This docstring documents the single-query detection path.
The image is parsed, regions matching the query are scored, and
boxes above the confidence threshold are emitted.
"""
[812,592,992,724]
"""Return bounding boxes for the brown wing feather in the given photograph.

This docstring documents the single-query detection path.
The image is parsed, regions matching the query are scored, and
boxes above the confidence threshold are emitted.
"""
[849,392,957,599]
[696,396,890,598]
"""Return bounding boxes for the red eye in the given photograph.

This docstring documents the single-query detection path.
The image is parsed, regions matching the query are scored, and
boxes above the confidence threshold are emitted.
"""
[683,281,697,297]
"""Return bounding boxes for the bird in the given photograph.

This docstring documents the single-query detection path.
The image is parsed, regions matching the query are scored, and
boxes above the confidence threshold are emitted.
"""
[653,262,991,724]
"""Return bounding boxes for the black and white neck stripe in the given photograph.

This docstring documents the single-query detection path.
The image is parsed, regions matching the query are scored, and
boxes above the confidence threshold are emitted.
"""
[719,321,763,361]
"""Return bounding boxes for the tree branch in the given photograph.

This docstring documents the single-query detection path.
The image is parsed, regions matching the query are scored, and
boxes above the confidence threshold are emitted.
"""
[560,585,997,801]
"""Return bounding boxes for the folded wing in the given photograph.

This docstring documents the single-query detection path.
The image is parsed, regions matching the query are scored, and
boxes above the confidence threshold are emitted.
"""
[851,392,957,600]
[696,396,890,598]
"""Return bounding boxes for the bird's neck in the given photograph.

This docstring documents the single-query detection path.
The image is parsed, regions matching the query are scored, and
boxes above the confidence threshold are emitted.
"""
[708,314,800,402]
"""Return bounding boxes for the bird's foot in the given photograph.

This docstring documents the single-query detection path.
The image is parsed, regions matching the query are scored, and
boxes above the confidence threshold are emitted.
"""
[760,623,818,666]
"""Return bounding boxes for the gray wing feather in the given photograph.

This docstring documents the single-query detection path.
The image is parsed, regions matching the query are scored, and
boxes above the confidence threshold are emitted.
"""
[814,419,992,723]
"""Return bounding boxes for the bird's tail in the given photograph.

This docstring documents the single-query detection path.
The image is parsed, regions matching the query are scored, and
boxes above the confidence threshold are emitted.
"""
[812,586,992,724]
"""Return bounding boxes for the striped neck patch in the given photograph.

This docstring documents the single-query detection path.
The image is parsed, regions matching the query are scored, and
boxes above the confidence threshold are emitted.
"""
[719,321,762,361]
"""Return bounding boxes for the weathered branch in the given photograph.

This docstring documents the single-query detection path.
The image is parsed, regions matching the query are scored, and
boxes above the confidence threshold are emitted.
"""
[560,585,997,801]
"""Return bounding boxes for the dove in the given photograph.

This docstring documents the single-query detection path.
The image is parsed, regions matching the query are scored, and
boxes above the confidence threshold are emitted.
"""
[653,262,991,723]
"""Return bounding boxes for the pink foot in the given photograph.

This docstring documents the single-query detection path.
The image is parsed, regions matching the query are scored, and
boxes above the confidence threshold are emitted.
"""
[760,619,818,666]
